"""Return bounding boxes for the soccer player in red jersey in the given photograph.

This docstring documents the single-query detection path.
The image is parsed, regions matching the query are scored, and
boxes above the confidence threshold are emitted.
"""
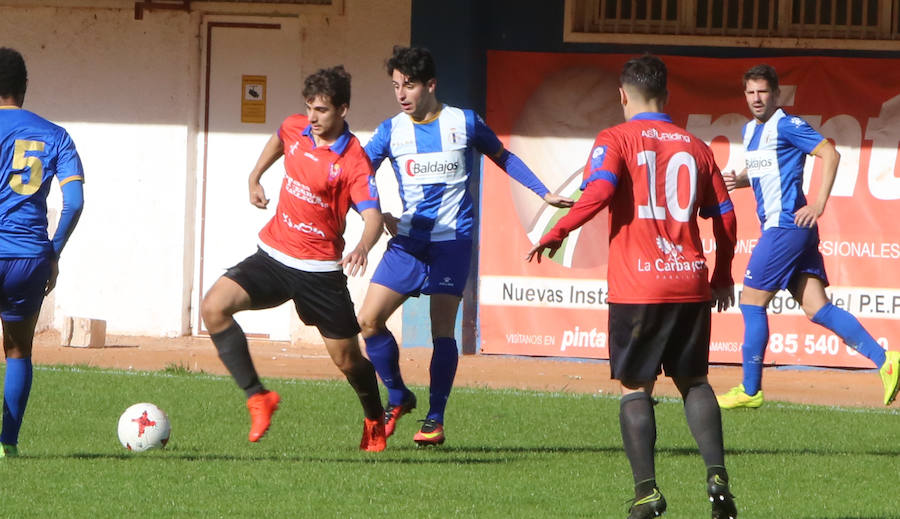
[200,66,387,451]
[528,55,738,519]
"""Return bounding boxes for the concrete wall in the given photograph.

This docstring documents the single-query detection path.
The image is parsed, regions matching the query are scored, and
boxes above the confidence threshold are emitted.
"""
[0,0,410,338]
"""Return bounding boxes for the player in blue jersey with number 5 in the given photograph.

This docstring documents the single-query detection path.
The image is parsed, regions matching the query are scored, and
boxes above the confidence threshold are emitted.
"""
[717,64,900,409]
[0,48,84,457]
[359,46,573,445]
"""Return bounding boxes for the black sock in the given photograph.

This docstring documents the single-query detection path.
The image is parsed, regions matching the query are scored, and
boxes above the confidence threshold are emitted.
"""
[210,321,263,398]
[707,465,729,483]
[619,392,657,494]
[343,357,384,420]
[635,479,657,499]
[682,382,725,469]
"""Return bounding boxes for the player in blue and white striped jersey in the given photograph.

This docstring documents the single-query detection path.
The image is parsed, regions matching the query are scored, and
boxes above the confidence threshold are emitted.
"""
[717,64,900,409]
[359,46,572,445]
[741,101,823,231]
[0,48,84,457]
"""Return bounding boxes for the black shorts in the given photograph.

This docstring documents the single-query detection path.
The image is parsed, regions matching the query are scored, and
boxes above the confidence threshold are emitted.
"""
[223,249,360,339]
[608,302,711,383]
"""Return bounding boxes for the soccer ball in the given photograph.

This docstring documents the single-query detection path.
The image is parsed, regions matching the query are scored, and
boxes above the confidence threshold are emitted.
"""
[117,402,171,452]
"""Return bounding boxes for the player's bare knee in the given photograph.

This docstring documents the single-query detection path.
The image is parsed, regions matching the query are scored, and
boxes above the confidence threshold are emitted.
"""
[357,315,383,338]
[800,300,824,320]
[199,294,229,331]
[430,320,456,339]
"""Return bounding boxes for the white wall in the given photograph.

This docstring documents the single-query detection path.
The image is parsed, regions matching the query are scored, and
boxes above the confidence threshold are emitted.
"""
[0,0,410,338]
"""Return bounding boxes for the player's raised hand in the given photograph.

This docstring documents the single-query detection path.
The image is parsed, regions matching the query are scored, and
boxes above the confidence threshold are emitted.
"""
[543,192,574,208]
[249,182,269,209]
[339,246,369,277]
[711,283,735,312]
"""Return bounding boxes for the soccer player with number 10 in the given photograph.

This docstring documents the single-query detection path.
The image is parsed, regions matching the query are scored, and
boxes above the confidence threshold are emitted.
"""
[528,54,738,519]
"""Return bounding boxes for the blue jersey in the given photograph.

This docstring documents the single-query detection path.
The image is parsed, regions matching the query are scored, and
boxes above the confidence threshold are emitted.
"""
[742,108,824,230]
[365,105,508,242]
[0,107,84,257]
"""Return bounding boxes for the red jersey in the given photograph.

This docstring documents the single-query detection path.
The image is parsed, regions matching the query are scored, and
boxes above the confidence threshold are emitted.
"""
[542,112,736,303]
[257,114,379,270]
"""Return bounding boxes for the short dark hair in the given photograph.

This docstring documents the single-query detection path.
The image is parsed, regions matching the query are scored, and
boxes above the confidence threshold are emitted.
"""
[385,45,436,84]
[302,65,351,108]
[743,64,779,91]
[620,54,667,100]
[0,47,27,102]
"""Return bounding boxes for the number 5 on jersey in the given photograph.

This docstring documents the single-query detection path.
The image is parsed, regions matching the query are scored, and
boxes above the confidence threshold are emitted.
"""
[10,139,45,195]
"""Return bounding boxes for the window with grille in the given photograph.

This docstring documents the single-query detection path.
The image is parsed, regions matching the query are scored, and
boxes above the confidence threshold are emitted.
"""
[571,0,682,34]
[565,0,900,48]
[786,0,887,39]
[695,0,777,36]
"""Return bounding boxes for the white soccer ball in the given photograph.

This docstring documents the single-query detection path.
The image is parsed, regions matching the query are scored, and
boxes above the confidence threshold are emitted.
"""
[117,402,171,452]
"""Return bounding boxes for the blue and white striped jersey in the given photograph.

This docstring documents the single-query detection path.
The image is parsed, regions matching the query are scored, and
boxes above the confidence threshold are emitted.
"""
[365,105,505,242]
[742,108,825,230]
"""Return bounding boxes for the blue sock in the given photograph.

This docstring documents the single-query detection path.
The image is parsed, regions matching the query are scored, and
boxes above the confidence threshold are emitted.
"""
[740,304,768,396]
[426,337,459,423]
[2,357,33,446]
[363,332,409,406]
[812,303,886,368]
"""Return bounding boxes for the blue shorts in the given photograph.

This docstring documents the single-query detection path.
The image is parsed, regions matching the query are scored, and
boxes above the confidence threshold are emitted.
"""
[370,236,473,297]
[744,227,827,292]
[0,255,52,321]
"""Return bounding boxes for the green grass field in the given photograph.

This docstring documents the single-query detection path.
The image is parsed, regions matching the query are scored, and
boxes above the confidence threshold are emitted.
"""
[0,364,898,518]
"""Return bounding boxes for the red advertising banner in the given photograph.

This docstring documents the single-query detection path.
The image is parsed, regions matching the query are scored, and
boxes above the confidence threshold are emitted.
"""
[479,52,900,368]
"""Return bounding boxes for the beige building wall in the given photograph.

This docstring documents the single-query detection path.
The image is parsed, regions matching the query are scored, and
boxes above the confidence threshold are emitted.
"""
[0,0,410,339]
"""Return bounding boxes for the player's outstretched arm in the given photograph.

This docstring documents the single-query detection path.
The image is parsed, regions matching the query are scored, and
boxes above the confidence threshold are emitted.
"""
[472,115,573,207]
[722,168,749,191]
[248,133,284,209]
[487,147,574,207]
[526,179,614,263]
[340,207,383,277]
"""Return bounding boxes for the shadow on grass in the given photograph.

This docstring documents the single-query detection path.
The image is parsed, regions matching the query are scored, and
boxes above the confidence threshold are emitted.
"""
[35,451,520,465]
[446,444,900,458]
[725,445,900,457]
[29,441,900,466]
[31,445,622,465]
[804,516,900,519]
